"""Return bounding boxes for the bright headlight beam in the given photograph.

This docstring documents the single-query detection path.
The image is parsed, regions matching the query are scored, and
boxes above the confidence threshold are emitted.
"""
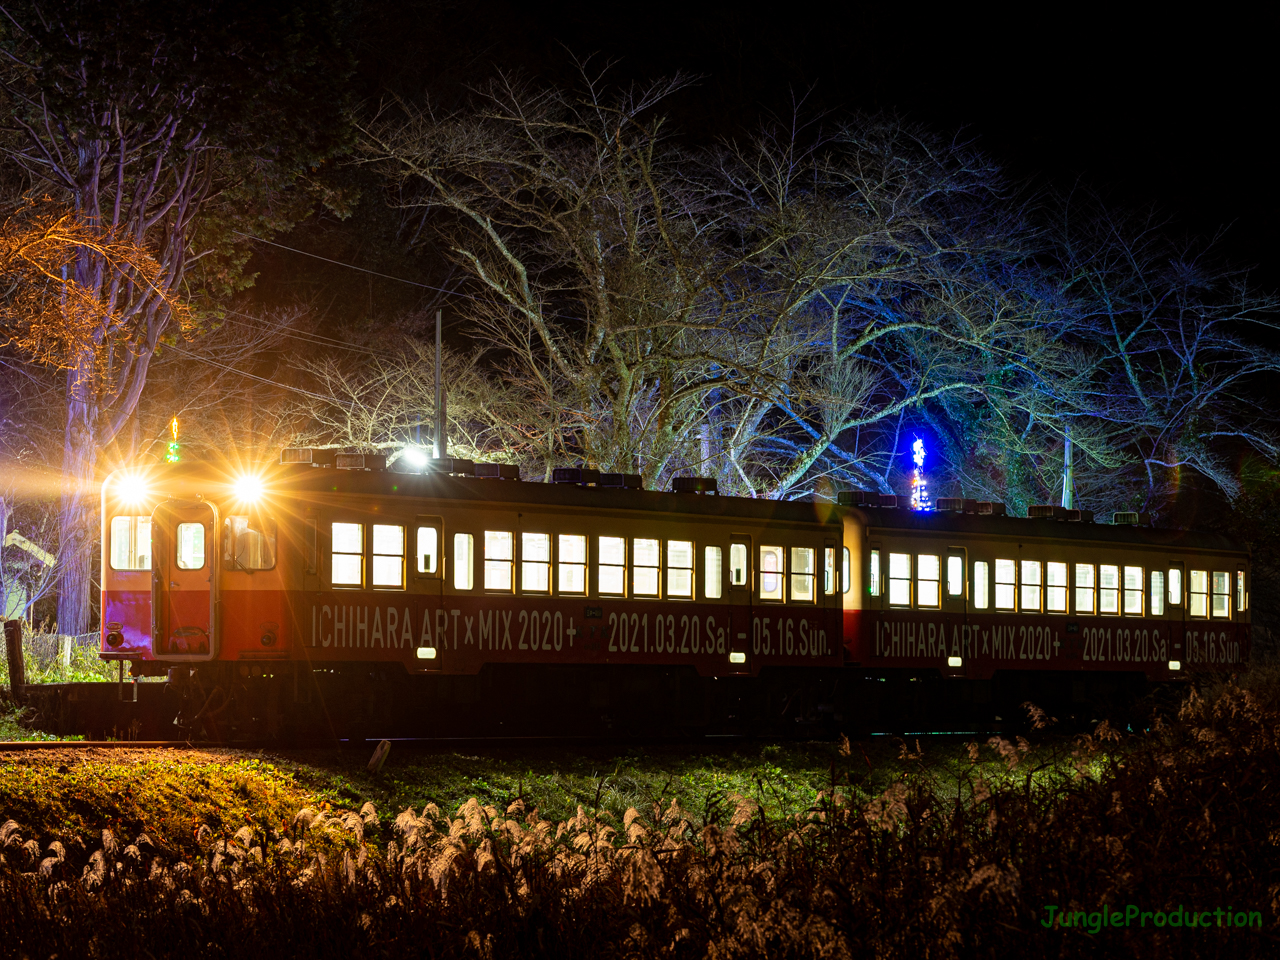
[233,474,265,503]
[115,474,150,506]
[402,447,429,467]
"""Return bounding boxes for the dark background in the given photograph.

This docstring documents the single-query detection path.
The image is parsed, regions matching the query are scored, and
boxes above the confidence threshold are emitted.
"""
[249,2,1276,324]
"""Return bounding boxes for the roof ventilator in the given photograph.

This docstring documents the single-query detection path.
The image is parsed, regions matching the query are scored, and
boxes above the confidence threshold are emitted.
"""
[671,476,717,495]
[1113,511,1151,526]
[334,453,387,471]
[425,458,476,477]
[599,473,642,489]
[474,463,520,480]
[1028,504,1069,520]
[976,501,1007,516]
[281,448,334,467]
[552,467,600,486]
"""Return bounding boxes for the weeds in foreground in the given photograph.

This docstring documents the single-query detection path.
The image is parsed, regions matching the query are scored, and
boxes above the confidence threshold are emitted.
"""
[2,686,1277,958]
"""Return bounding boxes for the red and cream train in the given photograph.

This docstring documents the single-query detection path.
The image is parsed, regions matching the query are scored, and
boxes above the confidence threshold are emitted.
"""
[96,450,1250,737]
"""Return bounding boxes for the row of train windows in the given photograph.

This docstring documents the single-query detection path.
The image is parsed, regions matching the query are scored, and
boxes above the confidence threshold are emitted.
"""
[109,516,276,572]
[335,524,845,601]
[868,550,1245,619]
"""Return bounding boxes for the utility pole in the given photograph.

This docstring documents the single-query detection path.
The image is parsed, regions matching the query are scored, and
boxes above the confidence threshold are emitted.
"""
[434,309,444,459]
[1061,425,1074,510]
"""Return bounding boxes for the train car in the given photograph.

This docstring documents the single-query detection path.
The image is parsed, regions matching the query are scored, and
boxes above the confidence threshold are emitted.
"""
[94,451,1249,739]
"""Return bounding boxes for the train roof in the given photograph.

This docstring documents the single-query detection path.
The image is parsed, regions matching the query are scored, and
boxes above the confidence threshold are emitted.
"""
[115,461,1246,555]
[852,505,1244,555]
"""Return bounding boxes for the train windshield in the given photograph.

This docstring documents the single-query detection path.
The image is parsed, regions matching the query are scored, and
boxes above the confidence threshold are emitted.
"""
[224,515,276,570]
[109,515,152,571]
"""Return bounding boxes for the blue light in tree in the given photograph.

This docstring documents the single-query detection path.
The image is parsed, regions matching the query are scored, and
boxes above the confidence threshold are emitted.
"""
[910,437,932,511]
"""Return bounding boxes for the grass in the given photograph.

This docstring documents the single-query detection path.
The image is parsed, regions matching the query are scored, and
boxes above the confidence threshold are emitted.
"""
[1,633,118,685]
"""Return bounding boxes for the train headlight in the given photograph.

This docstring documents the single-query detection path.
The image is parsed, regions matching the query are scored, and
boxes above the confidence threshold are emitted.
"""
[233,474,265,503]
[416,646,437,659]
[729,651,746,664]
[1169,660,1182,671]
[947,656,963,668]
[402,447,429,468]
[105,631,124,648]
[114,474,150,506]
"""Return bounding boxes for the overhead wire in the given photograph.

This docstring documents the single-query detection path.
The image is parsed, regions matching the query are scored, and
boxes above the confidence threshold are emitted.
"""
[162,343,355,408]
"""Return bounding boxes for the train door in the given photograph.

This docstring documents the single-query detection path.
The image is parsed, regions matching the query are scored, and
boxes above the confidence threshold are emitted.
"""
[413,515,444,669]
[151,499,218,659]
[944,547,967,674]
[1168,559,1186,664]
[728,535,752,672]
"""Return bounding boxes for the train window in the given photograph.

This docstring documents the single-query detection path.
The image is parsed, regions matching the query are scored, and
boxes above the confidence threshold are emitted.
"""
[1189,570,1208,618]
[704,546,723,599]
[1046,562,1067,612]
[558,535,587,595]
[1150,570,1165,616]
[946,556,963,598]
[662,540,695,599]
[973,561,989,609]
[760,545,786,601]
[1099,564,1120,615]
[1238,570,1247,612]
[824,547,836,595]
[522,532,551,593]
[224,516,276,571]
[176,522,205,570]
[730,543,748,588]
[791,547,816,603]
[916,554,940,608]
[599,537,627,596]
[332,523,363,586]
[1075,564,1095,614]
[484,531,514,591]
[994,559,1015,610]
[634,538,661,597]
[1168,565,1183,606]
[109,516,151,571]
[416,527,438,574]
[1123,566,1143,615]
[453,533,474,590]
[869,549,881,597]
[1211,572,1231,619]
[667,540,694,598]
[372,524,405,588]
[888,553,911,606]
[1020,560,1042,612]
[843,548,851,595]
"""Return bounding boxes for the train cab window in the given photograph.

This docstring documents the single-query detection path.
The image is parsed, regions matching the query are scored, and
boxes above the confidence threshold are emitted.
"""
[599,536,627,596]
[1211,571,1231,619]
[1189,570,1208,618]
[843,548,851,595]
[791,547,816,603]
[109,516,151,571]
[824,547,836,595]
[484,531,514,591]
[973,561,989,609]
[994,559,1016,610]
[416,526,439,574]
[1099,564,1120,615]
[176,522,206,570]
[946,556,963,598]
[558,535,587,595]
[732,545,747,591]
[667,540,695,598]
[704,546,723,599]
[916,554,940,608]
[1238,570,1247,612]
[522,532,551,593]
[1020,560,1042,612]
[372,524,406,589]
[1123,566,1143,615]
[332,523,363,587]
[1150,570,1165,616]
[888,552,911,606]
[1046,562,1067,612]
[453,533,474,590]
[634,538,661,597]
[1075,564,1096,614]
[1168,565,1183,606]
[869,549,881,597]
[760,545,785,601]
[224,516,276,571]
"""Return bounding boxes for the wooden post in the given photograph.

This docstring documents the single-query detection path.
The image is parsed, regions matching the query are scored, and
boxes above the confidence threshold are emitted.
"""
[3,620,25,702]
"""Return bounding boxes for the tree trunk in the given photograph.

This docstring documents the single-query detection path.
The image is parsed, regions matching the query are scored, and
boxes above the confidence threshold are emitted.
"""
[57,361,98,636]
